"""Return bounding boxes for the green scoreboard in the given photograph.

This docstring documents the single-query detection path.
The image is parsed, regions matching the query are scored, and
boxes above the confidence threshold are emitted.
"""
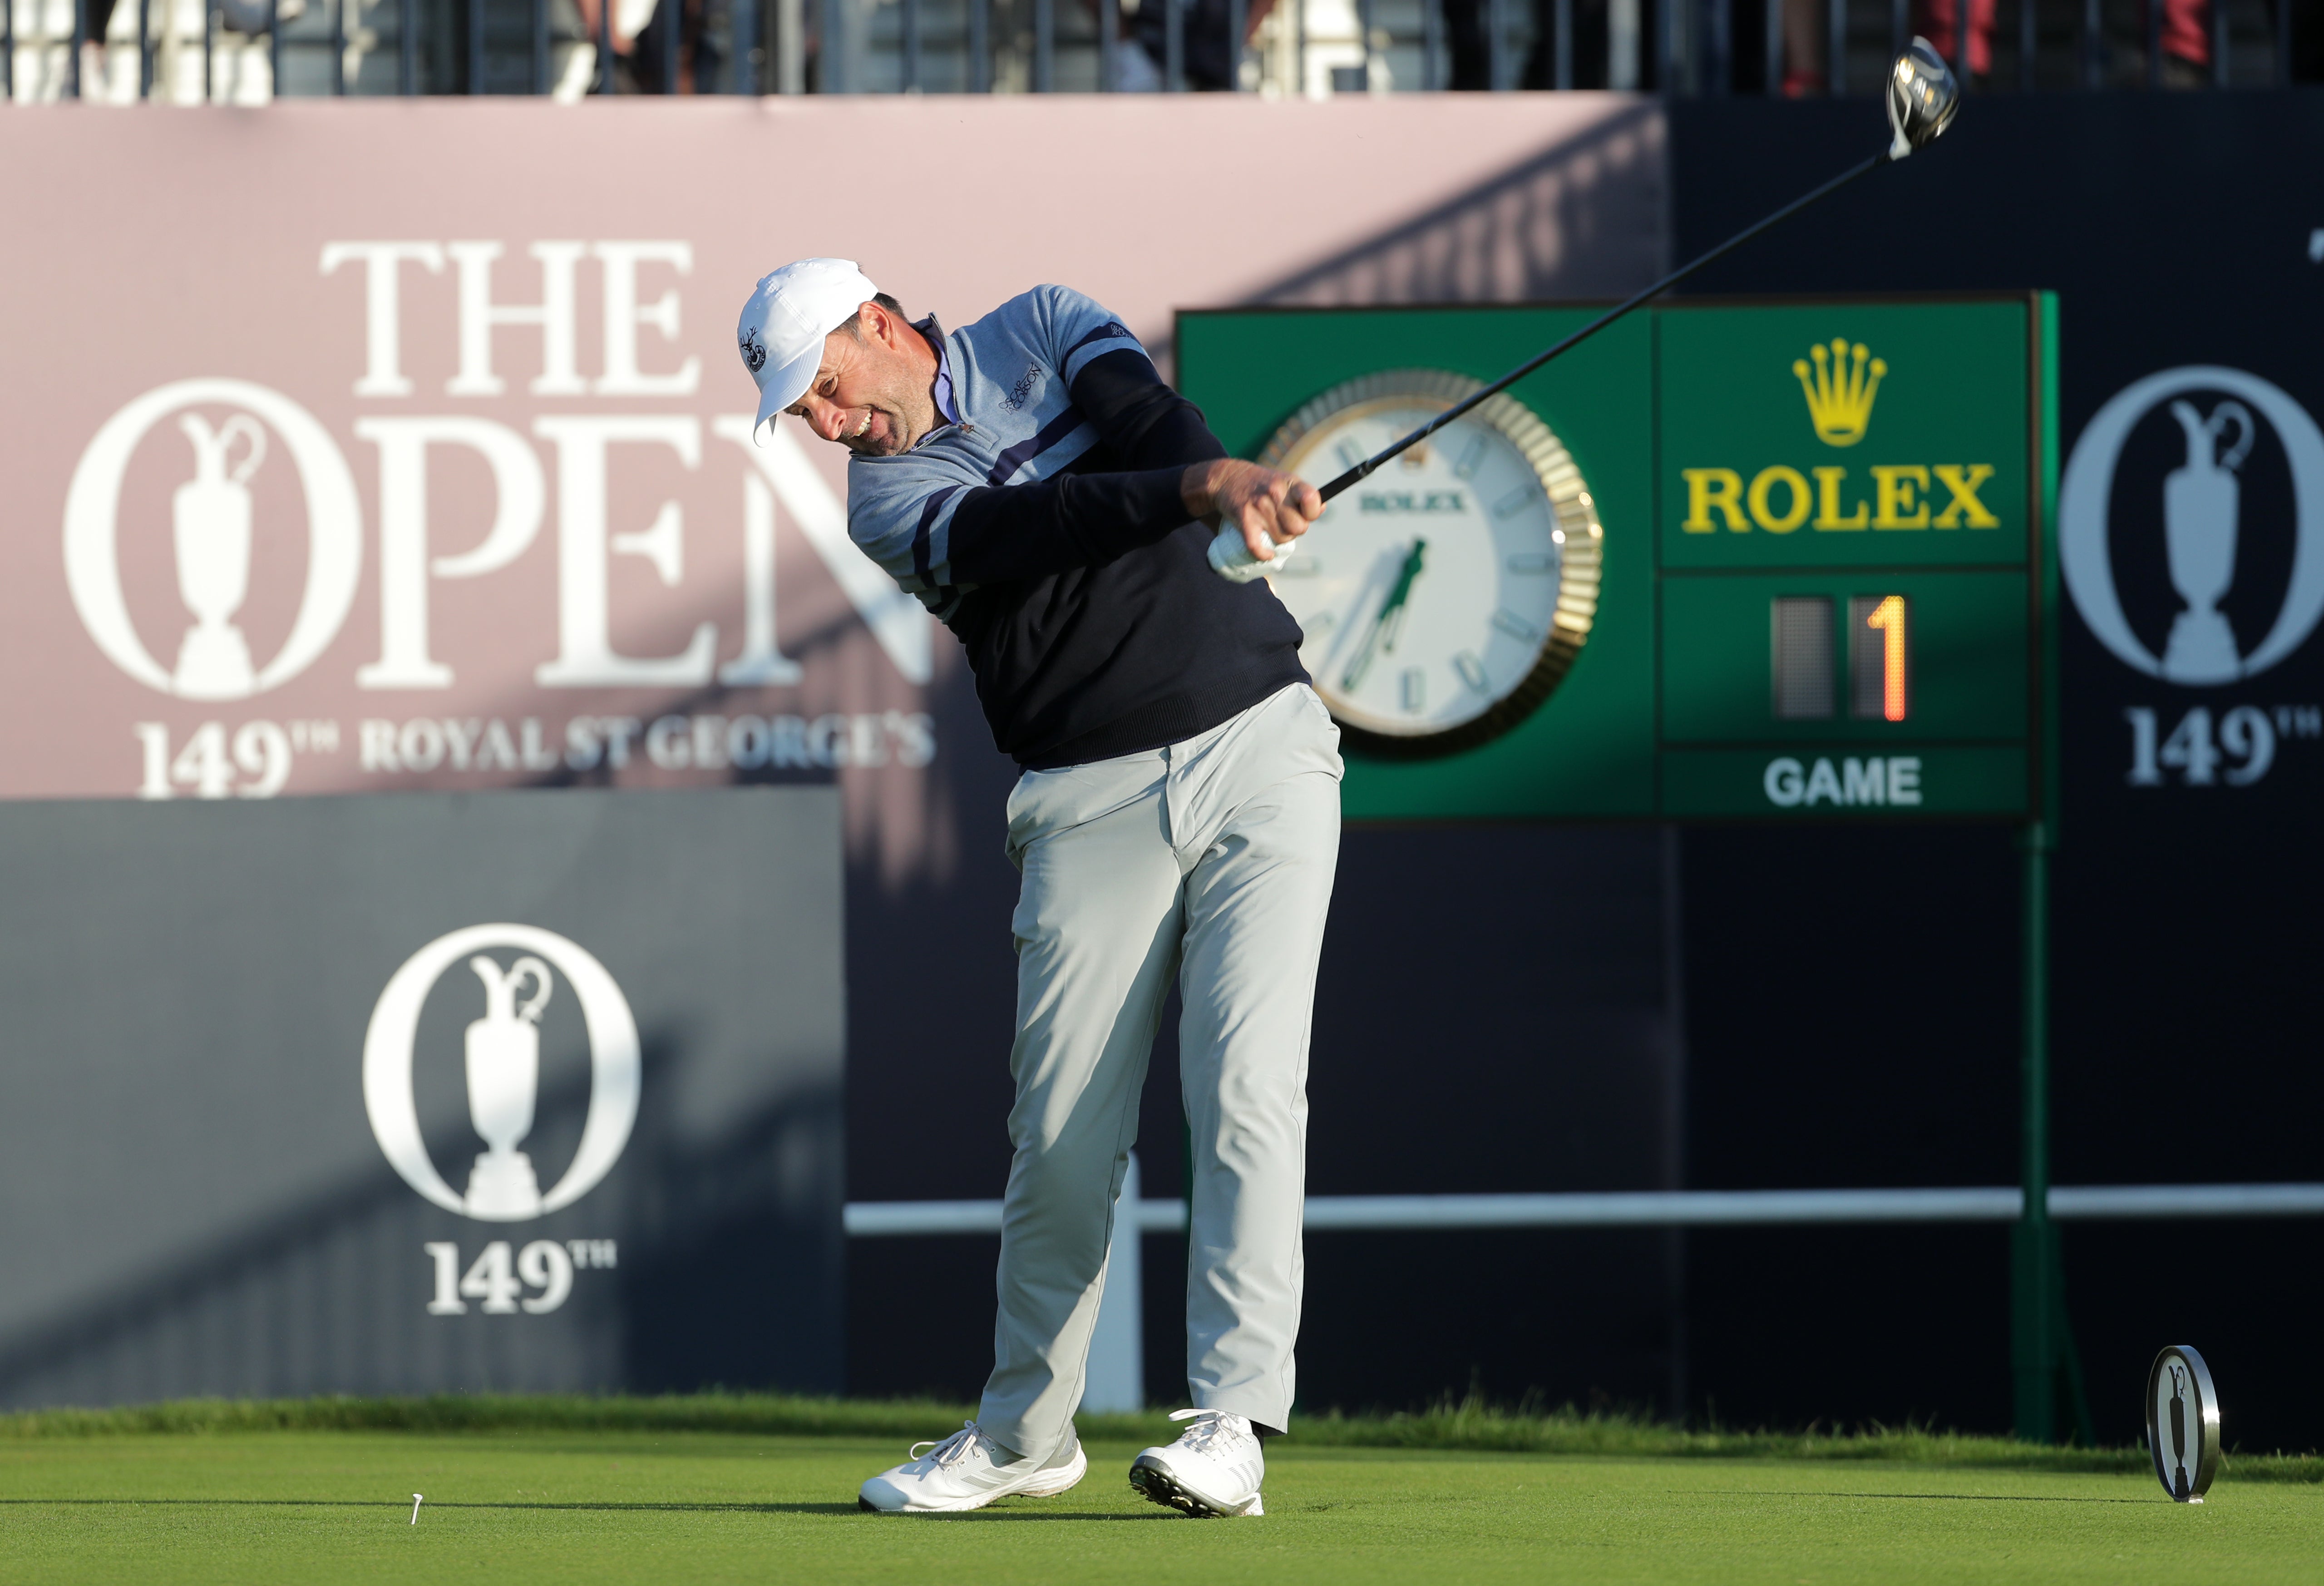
[1177,295,2058,822]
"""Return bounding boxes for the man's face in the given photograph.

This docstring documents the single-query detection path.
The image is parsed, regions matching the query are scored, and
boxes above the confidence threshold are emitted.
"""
[786,303,937,458]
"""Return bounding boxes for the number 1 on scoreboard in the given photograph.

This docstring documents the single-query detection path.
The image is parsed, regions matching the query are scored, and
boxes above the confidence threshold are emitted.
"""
[1850,595,1910,722]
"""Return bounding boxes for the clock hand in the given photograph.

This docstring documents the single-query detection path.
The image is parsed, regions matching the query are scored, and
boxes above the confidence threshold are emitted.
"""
[1340,539,1429,694]
[1377,538,1430,657]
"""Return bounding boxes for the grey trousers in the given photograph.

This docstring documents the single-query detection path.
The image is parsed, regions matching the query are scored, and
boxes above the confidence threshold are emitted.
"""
[977,682,1343,1458]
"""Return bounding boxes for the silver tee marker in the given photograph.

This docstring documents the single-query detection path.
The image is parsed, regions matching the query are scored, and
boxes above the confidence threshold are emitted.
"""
[410,1493,424,1525]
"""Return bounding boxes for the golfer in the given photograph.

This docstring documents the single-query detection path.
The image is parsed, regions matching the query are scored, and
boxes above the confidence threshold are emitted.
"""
[737,259,1338,1518]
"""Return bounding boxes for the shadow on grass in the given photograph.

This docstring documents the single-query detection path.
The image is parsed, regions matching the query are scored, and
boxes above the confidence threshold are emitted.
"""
[0,1497,1175,1520]
[0,1499,850,1514]
[1733,1491,2153,1505]
[921,1512,1180,1522]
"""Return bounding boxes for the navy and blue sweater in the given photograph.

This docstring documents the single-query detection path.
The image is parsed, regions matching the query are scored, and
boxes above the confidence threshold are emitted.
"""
[844,286,1307,771]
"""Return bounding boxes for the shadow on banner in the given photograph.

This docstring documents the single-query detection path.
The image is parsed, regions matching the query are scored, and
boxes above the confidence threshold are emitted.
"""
[0,789,844,1408]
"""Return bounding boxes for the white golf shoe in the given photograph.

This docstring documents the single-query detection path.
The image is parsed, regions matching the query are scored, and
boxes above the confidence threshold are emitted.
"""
[1128,1408,1267,1517]
[857,1421,1087,1514]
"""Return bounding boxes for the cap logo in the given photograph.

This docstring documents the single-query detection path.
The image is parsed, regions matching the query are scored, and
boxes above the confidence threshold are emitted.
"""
[740,326,768,375]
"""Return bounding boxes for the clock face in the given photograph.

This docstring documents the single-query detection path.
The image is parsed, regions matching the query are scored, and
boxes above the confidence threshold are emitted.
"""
[1257,370,1602,756]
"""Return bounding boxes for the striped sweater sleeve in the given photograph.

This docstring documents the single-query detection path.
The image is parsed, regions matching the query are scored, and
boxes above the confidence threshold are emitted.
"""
[935,348,1227,585]
[845,294,1231,598]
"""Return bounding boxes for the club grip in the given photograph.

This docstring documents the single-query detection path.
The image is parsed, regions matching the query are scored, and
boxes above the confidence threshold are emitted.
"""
[1207,521,1299,583]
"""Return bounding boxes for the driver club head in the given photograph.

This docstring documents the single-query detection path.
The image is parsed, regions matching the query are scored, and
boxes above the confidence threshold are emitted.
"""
[1886,37,1960,159]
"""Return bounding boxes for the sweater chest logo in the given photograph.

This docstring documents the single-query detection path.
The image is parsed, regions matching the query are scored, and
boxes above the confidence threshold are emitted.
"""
[1003,364,1043,411]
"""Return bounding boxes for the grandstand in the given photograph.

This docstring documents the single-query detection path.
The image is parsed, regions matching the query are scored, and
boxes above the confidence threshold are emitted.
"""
[5,0,2309,103]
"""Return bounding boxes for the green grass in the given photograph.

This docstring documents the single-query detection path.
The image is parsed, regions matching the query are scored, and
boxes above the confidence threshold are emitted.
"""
[8,1393,2320,1483]
[0,1403,2319,1584]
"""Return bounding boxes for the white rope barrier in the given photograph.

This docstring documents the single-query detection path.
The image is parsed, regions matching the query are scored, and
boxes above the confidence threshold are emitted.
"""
[842,1183,2324,1237]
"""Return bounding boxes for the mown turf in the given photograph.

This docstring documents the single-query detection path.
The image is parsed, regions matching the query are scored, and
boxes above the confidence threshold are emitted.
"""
[9,1393,2321,1482]
[2,1428,2317,1586]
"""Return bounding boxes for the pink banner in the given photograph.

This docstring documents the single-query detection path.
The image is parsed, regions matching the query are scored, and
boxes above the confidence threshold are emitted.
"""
[0,94,1663,875]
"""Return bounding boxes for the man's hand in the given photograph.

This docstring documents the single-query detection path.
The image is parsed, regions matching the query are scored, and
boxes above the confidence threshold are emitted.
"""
[1181,460,1323,563]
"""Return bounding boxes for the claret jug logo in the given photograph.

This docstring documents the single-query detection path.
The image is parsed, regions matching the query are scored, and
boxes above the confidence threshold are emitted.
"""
[64,379,364,700]
[1679,341,1999,537]
[2061,365,2324,684]
[363,924,640,1221]
[58,241,941,808]
[1793,339,1888,446]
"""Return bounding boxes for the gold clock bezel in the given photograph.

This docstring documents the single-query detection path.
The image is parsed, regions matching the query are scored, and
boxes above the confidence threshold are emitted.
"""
[1258,369,1603,758]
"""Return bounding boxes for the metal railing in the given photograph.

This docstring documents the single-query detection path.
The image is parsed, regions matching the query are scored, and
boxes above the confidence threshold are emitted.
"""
[844,1172,2324,1418]
[844,1181,2324,1235]
[2,0,2304,101]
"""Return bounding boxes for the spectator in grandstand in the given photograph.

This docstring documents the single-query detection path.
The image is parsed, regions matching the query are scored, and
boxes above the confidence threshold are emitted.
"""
[1777,0,1824,93]
[1115,0,1256,89]
[1914,0,1997,84]
[2143,0,2220,85]
[1764,0,2218,94]
[602,0,746,92]
[1915,0,2213,87]
[1439,0,1495,86]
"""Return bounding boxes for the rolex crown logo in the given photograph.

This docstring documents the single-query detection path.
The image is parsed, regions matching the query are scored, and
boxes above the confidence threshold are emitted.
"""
[1792,338,1888,447]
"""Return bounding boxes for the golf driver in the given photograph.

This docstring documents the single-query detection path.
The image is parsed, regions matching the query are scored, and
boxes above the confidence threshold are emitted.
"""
[1211,37,1962,580]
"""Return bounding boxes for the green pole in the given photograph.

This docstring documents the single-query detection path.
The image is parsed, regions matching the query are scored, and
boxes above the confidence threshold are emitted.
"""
[2011,818,2059,1443]
[2013,290,2070,1445]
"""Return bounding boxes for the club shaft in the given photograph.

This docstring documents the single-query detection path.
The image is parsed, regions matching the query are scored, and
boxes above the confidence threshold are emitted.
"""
[1315,149,1891,504]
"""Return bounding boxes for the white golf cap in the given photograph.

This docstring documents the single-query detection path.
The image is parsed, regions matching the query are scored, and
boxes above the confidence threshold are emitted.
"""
[737,257,881,444]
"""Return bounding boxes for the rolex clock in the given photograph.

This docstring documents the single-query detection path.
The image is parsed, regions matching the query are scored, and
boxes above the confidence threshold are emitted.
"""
[1255,370,1602,756]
